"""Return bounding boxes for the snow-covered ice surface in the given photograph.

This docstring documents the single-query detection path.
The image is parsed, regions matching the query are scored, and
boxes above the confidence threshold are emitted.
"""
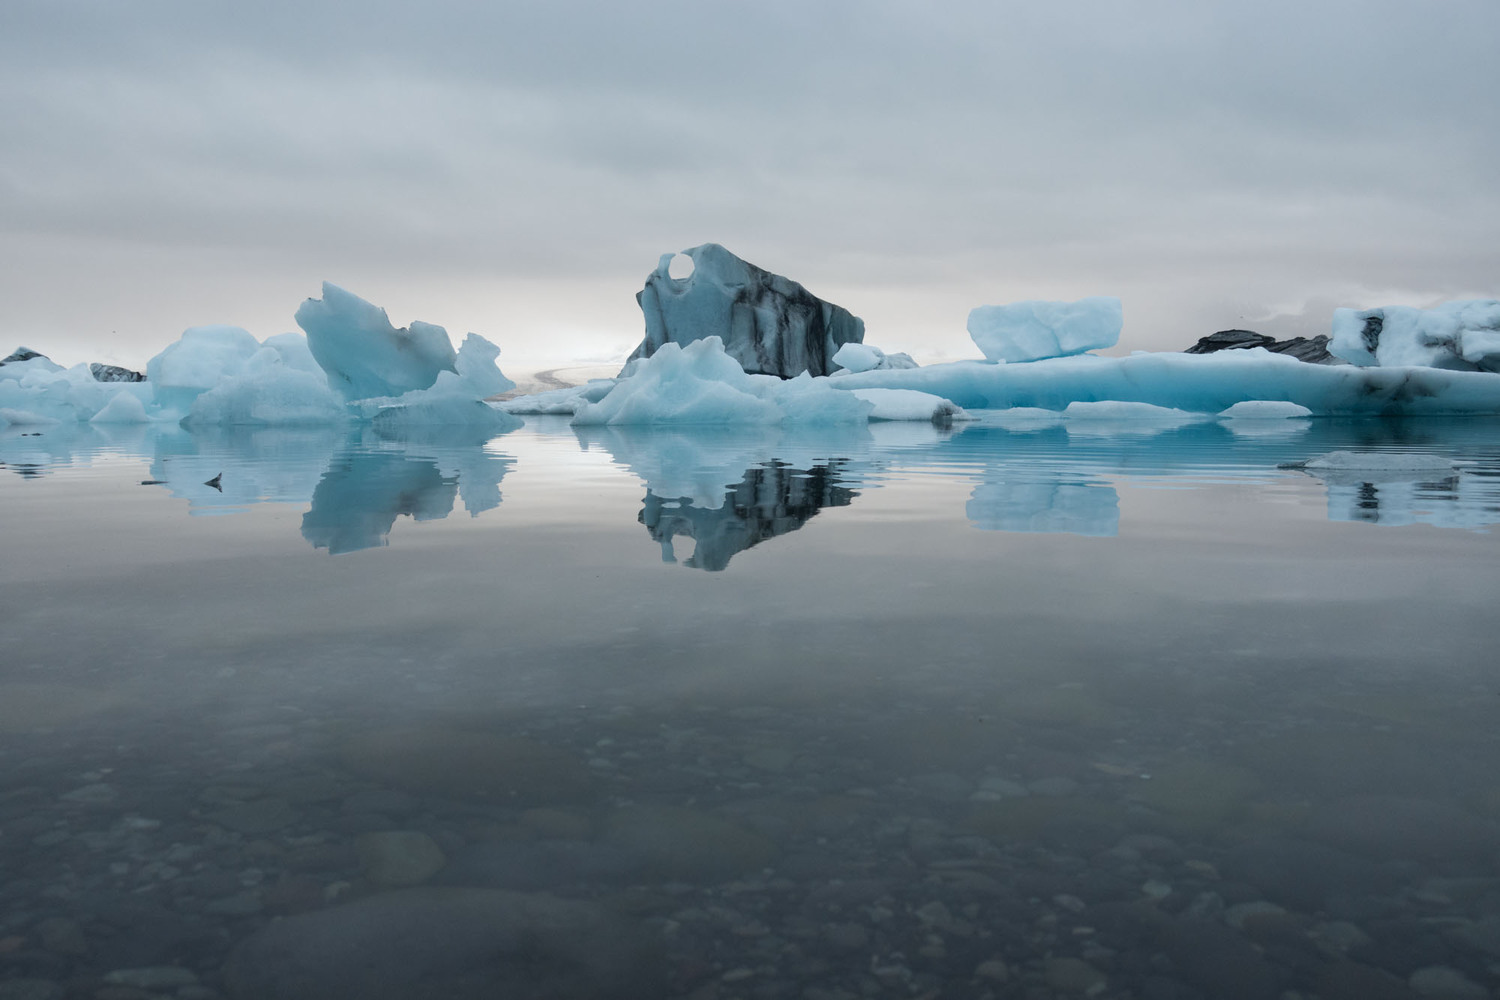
[1331,299,1500,370]
[6,412,1500,999]
[967,296,1123,363]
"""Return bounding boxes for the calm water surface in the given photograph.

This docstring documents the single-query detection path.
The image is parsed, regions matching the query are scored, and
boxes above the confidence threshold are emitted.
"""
[2,416,1499,1000]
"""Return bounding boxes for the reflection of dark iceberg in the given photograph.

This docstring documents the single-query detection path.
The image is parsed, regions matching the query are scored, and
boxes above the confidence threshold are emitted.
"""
[301,447,513,554]
[1304,468,1500,531]
[966,477,1119,536]
[641,461,857,570]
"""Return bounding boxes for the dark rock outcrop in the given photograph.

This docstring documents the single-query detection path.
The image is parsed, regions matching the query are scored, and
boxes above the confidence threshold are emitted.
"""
[1185,329,1340,364]
[89,363,146,382]
[631,243,864,378]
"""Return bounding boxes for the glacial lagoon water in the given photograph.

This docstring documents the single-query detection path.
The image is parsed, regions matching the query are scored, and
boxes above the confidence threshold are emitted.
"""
[2,415,1500,1000]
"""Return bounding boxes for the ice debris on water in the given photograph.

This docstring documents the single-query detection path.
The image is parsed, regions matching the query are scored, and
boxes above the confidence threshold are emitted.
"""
[1281,451,1460,474]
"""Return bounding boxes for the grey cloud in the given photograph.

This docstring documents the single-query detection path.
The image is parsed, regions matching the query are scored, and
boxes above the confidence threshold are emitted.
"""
[1,0,1497,360]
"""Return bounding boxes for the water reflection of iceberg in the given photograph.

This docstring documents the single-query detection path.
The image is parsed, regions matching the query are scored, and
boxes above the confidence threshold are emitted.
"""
[641,460,858,571]
[966,476,1119,536]
[300,439,514,554]
[576,424,878,507]
[150,426,344,514]
[1305,468,1500,531]
[302,452,454,554]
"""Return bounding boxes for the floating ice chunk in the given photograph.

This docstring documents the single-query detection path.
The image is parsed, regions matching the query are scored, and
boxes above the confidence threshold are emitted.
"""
[579,340,780,425]
[776,373,877,425]
[354,337,520,434]
[572,337,870,427]
[184,347,347,427]
[631,244,865,378]
[833,342,920,374]
[1,361,145,423]
[1218,400,1313,419]
[295,282,459,400]
[89,391,151,424]
[831,350,1500,416]
[849,388,970,424]
[1295,450,1458,474]
[146,325,262,413]
[1330,300,1500,370]
[833,343,883,373]
[967,297,1122,363]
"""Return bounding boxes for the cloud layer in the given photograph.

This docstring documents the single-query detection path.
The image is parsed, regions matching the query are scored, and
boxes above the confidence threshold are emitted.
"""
[3,0,1497,365]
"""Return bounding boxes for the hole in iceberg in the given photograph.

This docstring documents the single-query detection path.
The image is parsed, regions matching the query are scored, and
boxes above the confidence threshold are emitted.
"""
[667,253,695,281]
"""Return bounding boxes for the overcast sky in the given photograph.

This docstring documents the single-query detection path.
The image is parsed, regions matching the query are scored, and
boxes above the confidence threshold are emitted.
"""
[3,0,1497,369]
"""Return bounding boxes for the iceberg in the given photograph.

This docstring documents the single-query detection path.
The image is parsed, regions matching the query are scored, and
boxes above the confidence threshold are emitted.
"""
[830,349,1500,416]
[571,337,871,427]
[147,325,264,413]
[295,282,459,399]
[967,297,1122,364]
[354,334,520,435]
[1217,400,1313,419]
[832,342,919,374]
[630,244,865,378]
[1331,300,1500,371]
[0,285,521,432]
[848,388,971,424]
[1,355,155,425]
[183,348,347,428]
[89,391,151,425]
